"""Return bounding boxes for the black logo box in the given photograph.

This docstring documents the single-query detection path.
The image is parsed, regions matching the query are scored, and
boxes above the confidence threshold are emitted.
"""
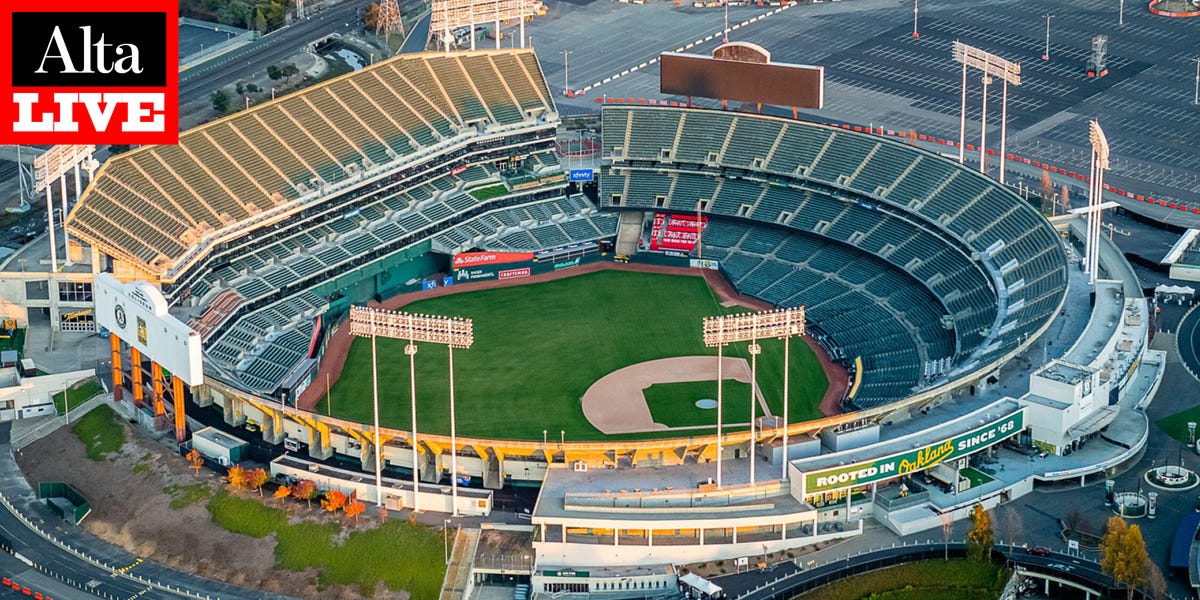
[11,12,167,87]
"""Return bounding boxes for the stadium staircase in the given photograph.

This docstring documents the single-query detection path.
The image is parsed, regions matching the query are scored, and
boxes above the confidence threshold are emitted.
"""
[615,210,643,256]
[483,448,503,490]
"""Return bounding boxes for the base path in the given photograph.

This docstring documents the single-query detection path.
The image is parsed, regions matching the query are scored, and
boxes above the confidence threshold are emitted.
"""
[300,261,850,419]
[581,356,764,435]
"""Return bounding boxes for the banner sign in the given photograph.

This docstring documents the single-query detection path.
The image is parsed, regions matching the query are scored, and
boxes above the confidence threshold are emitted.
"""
[802,409,1025,495]
[453,251,534,269]
[568,168,594,182]
[94,273,202,385]
[422,279,437,290]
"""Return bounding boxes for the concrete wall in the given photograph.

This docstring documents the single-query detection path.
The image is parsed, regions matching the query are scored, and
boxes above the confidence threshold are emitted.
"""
[0,368,95,420]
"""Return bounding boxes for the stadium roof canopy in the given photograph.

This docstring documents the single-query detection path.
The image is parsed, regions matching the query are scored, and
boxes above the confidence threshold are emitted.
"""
[66,49,554,281]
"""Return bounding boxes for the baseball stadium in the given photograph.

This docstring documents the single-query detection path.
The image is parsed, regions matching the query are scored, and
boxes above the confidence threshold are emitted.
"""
[36,42,1164,590]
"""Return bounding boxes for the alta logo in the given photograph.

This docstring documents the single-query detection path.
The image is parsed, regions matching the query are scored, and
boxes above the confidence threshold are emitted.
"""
[0,0,178,145]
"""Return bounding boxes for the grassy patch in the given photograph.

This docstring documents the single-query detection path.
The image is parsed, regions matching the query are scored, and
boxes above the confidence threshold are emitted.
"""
[320,271,828,441]
[960,467,994,489]
[797,559,1006,600]
[0,327,24,358]
[1156,405,1200,443]
[643,380,756,428]
[467,183,509,200]
[71,405,125,461]
[799,560,1003,599]
[53,379,105,415]
[164,483,214,510]
[206,492,444,596]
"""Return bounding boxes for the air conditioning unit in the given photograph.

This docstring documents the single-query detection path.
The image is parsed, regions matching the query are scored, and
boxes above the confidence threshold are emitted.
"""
[573,461,588,472]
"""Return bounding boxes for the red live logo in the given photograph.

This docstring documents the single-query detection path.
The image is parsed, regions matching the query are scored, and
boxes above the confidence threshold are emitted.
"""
[0,0,178,145]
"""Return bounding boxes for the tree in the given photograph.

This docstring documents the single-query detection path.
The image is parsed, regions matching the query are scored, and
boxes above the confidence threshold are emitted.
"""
[966,504,994,562]
[267,64,281,81]
[248,467,270,496]
[280,63,299,83]
[363,2,382,35]
[1040,169,1054,214]
[1100,516,1149,600]
[255,7,268,34]
[1060,184,1071,215]
[274,485,291,504]
[245,83,260,94]
[235,81,245,96]
[344,499,366,522]
[1000,504,1024,551]
[906,129,918,147]
[291,479,318,508]
[321,490,348,512]
[940,512,953,561]
[186,449,204,474]
[227,464,249,490]
[1144,561,1167,600]
[210,88,231,113]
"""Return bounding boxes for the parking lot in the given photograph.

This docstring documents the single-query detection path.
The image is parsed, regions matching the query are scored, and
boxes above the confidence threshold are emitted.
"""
[526,0,1200,222]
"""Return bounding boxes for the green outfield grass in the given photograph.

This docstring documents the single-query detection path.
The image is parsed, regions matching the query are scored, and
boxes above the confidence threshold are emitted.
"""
[319,270,828,441]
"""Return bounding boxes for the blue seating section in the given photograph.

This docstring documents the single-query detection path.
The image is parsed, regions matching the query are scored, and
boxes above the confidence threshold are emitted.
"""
[602,105,1068,409]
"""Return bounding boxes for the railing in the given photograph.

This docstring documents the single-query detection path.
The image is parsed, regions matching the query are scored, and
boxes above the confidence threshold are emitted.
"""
[0,490,226,599]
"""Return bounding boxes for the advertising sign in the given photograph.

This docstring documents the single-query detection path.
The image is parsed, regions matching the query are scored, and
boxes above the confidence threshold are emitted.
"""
[452,251,534,269]
[455,268,495,282]
[422,280,437,290]
[443,275,454,287]
[94,273,202,385]
[568,168,594,182]
[802,409,1025,495]
[1,0,179,145]
[498,267,531,280]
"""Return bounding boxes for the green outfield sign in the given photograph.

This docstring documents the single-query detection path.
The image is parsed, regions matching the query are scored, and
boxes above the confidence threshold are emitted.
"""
[802,409,1025,495]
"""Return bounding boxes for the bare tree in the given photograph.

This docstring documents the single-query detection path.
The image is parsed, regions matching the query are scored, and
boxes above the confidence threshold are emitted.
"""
[1143,561,1167,600]
[1001,504,1024,551]
[941,512,953,561]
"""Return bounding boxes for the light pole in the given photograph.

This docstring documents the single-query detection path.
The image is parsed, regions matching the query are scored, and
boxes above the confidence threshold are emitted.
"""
[723,0,730,42]
[561,50,572,96]
[1042,14,1052,61]
[1119,0,1124,26]
[1193,57,1199,105]
[443,518,453,564]
[1084,120,1110,287]
[912,0,919,38]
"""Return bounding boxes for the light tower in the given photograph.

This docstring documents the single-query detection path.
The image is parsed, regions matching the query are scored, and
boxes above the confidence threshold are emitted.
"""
[378,0,403,46]
[349,306,473,514]
[1085,120,1110,285]
[702,308,805,487]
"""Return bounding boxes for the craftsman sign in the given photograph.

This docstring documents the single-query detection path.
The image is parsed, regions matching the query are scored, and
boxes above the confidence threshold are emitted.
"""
[0,0,178,144]
[802,409,1024,495]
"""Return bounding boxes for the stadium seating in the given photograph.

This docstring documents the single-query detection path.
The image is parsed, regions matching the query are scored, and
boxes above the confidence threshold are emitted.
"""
[602,106,1068,409]
[69,49,556,279]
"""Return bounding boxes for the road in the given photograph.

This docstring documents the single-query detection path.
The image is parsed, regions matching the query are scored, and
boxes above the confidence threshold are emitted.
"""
[0,422,293,600]
[178,0,376,104]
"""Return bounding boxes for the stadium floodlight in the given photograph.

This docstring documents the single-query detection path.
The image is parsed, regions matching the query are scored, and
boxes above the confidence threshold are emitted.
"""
[703,307,805,487]
[350,306,474,514]
[953,41,1021,184]
[1085,120,1111,286]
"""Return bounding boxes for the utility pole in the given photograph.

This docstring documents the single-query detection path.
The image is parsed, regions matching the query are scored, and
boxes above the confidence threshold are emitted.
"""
[1043,14,1053,61]
[1119,0,1124,26]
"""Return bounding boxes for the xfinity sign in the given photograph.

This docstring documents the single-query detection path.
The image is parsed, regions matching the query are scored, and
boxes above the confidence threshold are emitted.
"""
[1,0,178,144]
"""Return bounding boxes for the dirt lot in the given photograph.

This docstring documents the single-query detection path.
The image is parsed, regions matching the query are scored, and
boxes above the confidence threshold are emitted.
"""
[16,415,404,599]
